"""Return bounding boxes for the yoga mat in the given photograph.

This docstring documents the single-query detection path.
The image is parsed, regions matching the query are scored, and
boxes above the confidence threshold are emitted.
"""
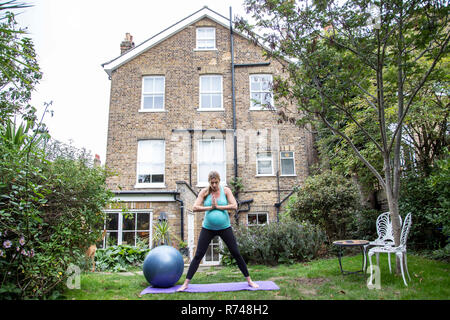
[140,281,279,295]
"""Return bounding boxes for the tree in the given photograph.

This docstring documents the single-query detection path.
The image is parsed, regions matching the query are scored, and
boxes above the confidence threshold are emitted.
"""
[236,0,449,272]
[402,55,449,175]
[0,1,41,124]
[313,104,385,209]
[0,2,113,299]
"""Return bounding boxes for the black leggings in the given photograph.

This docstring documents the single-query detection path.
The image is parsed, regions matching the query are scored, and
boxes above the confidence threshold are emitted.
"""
[186,227,249,280]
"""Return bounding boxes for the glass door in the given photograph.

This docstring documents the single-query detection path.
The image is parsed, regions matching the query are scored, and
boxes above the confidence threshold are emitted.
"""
[203,236,222,265]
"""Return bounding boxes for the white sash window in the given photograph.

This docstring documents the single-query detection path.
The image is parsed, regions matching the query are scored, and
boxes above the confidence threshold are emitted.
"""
[256,152,274,176]
[280,151,296,176]
[141,76,165,111]
[136,140,165,187]
[196,27,216,50]
[197,139,226,186]
[250,74,274,110]
[199,75,223,110]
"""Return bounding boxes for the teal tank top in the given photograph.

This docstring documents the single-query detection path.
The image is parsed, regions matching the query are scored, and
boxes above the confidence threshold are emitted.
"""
[202,185,231,230]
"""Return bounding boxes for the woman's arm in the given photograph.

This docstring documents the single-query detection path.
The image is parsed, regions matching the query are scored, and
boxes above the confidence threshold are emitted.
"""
[216,187,238,211]
[192,189,213,212]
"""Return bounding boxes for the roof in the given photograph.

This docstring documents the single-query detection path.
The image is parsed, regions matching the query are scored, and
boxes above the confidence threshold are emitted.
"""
[101,6,293,77]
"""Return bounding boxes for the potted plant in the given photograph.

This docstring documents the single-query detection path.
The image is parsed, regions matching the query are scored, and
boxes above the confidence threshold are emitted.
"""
[178,240,189,256]
[152,219,171,247]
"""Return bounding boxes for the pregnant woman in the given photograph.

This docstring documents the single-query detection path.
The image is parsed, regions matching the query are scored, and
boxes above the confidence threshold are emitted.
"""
[177,171,258,291]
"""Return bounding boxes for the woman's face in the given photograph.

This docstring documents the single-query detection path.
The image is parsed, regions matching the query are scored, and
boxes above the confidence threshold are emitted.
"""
[209,178,220,191]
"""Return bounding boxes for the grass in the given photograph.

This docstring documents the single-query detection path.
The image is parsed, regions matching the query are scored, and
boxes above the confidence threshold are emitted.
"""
[62,254,449,300]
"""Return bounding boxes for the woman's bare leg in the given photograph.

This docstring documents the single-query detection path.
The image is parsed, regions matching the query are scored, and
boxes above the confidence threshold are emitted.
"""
[246,276,259,288]
[177,278,190,292]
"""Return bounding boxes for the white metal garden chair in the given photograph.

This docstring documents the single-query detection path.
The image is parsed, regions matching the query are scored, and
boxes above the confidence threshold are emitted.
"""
[368,213,412,286]
[363,212,402,273]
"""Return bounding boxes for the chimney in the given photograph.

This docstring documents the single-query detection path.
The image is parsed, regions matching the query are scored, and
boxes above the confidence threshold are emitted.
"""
[120,33,135,55]
[94,154,101,167]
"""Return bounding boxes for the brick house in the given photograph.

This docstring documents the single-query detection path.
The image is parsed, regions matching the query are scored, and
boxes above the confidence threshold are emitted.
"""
[101,6,315,265]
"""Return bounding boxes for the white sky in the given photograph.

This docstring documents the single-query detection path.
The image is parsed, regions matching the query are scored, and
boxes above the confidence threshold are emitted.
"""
[15,0,249,164]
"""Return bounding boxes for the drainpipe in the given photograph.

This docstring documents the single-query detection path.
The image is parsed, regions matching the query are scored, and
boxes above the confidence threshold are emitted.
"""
[174,195,184,242]
[276,169,280,222]
[189,130,193,186]
[230,6,238,190]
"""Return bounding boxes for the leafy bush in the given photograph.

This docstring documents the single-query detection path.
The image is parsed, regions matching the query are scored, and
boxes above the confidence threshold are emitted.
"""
[427,153,450,240]
[0,3,115,299]
[346,208,381,241]
[285,170,361,243]
[0,128,113,299]
[220,219,326,266]
[400,150,449,253]
[400,174,448,251]
[94,245,150,272]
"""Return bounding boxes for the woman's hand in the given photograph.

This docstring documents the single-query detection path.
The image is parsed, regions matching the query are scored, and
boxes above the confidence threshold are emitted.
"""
[211,196,218,209]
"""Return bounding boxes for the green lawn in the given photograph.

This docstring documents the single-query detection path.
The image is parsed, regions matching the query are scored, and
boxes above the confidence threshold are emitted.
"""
[63,254,449,300]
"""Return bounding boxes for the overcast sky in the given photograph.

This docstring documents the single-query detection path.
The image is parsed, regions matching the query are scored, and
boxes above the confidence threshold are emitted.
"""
[16,0,249,164]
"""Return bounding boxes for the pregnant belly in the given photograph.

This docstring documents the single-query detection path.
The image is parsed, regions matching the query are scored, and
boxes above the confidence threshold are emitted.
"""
[205,210,228,228]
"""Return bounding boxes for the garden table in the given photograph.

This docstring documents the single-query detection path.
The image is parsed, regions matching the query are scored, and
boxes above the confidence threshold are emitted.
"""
[332,240,369,275]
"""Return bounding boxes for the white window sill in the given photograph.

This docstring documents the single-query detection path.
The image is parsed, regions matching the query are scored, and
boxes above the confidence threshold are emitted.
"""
[194,48,218,51]
[197,108,225,112]
[280,174,297,177]
[255,174,275,177]
[196,182,228,188]
[249,107,277,111]
[134,183,167,189]
[247,223,269,227]
[139,109,167,113]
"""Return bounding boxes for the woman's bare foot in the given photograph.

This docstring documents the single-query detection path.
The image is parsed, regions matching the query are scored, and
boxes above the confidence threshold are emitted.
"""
[176,279,190,292]
[246,277,259,288]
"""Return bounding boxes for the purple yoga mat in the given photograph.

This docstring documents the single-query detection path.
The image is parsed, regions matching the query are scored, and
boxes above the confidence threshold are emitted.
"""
[140,281,279,295]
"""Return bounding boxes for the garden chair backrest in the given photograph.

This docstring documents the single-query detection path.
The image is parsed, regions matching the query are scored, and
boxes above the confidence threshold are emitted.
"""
[399,213,412,249]
[376,212,402,243]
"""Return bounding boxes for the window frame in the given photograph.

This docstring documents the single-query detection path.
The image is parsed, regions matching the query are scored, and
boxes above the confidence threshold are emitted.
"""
[103,210,153,248]
[247,212,269,227]
[198,75,223,111]
[140,76,165,112]
[280,151,296,176]
[197,138,227,187]
[249,74,275,111]
[256,152,274,176]
[202,235,222,265]
[135,139,166,188]
[195,27,216,50]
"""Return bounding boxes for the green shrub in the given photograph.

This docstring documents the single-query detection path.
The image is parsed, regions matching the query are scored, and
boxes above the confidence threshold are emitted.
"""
[0,130,113,299]
[285,170,361,243]
[427,153,450,240]
[220,219,326,266]
[429,244,450,262]
[399,150,449,253]
[347,208,380,241]
[94,245,150,272]
[400,173,448,251]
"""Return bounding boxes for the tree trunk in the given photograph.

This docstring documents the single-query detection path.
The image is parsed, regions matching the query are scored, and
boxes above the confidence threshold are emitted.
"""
[383,155,403,274]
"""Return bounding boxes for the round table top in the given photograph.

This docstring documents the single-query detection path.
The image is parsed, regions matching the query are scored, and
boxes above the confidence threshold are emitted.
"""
[332,240,369,246]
